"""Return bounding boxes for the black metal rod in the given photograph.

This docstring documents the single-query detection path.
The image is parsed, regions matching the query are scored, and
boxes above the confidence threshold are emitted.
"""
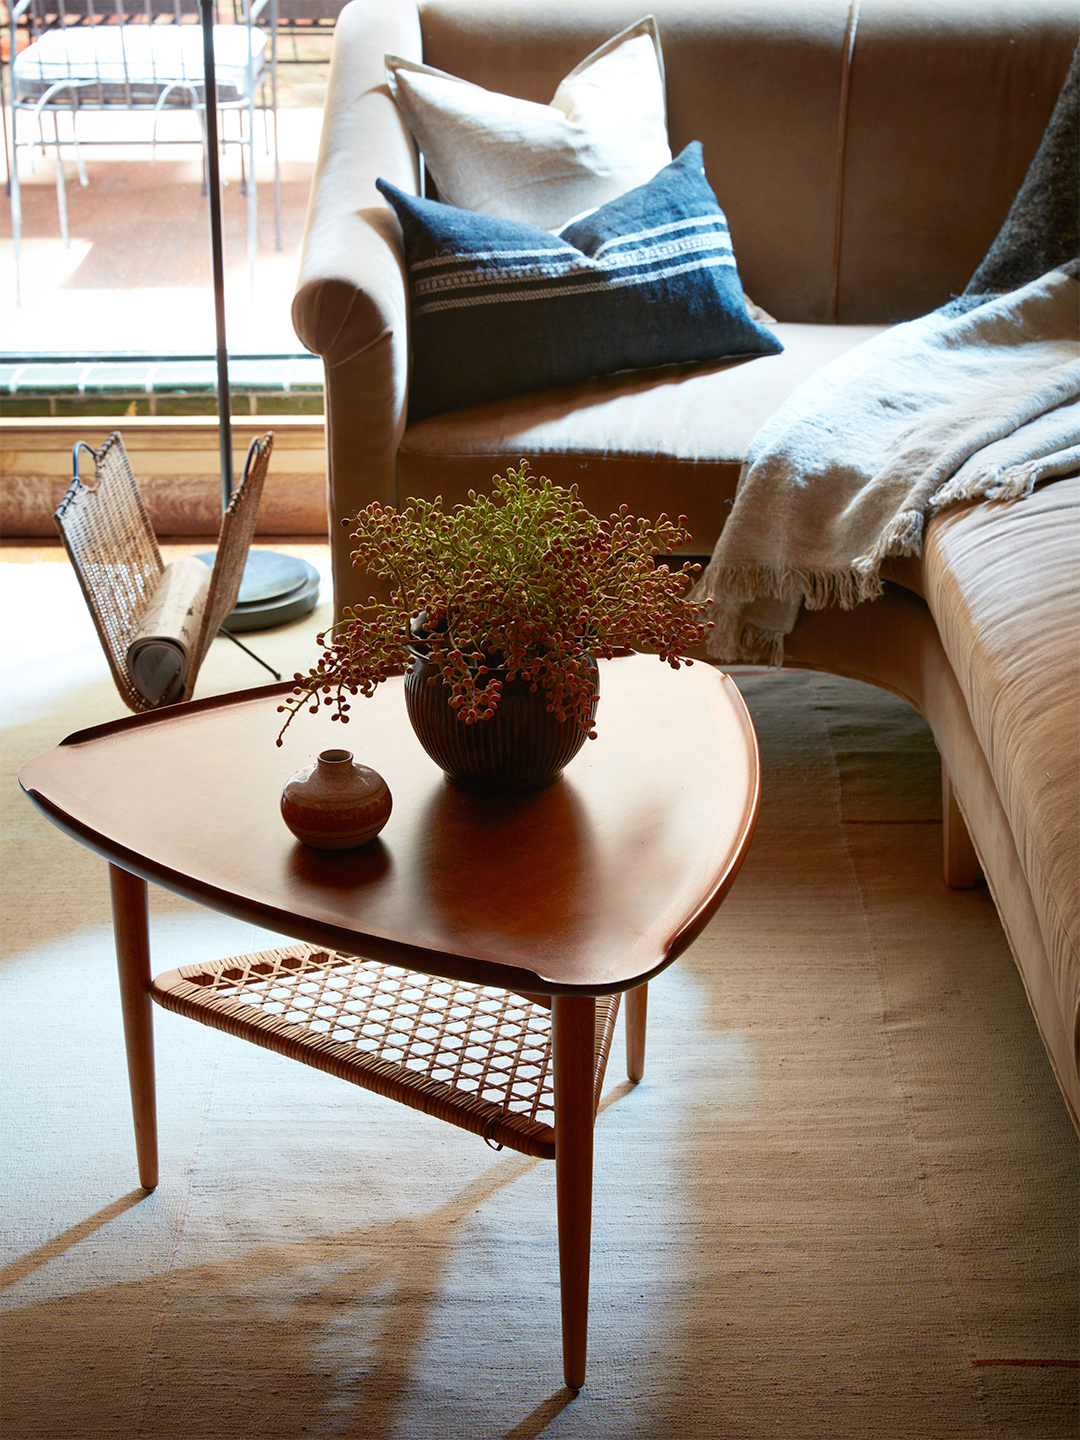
[200,0,233,506]
[217,627,282,680]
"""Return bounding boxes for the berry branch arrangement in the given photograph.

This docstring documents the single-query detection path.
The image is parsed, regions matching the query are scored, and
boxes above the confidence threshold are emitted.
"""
[277,462,711,744]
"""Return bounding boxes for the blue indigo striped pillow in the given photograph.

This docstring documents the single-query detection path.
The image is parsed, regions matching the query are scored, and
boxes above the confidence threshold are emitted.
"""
[377,142,782,423]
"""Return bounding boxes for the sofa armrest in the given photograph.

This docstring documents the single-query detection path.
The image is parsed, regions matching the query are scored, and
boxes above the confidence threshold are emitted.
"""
[291,0,421,610]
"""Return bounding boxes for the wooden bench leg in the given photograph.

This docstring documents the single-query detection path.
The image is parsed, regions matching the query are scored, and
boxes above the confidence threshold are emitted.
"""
[109,865,159,1190]
[552,994,596,1392]
[625,981,648,1082]
[942,763,983,890]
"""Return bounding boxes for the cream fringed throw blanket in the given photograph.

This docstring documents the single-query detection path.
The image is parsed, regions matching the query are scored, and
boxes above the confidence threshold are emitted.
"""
[693,267,1080,664]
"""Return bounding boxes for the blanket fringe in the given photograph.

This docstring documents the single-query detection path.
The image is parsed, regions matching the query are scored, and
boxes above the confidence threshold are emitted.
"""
[699,562,884,613]
[930,465,1039,514]
[703,611,787,666]
[856,506,927,571]
[735,622,788,667]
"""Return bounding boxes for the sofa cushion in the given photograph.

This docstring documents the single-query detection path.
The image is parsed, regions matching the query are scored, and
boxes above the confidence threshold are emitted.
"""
[923,478,1080,1085]
[378,142,783,423]
[385,16,670,232]
[396,322,887,546]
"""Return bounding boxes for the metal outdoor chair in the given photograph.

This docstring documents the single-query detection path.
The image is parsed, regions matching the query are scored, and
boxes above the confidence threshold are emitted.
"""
[275,0,344,63]
[54,427,275,710]
[6,0,281,303]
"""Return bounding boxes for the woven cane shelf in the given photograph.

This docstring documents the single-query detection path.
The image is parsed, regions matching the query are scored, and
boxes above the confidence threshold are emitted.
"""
[151,945,622,1159]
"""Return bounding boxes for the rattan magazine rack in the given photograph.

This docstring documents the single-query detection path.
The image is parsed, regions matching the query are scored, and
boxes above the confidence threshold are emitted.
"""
[54,429,272,711]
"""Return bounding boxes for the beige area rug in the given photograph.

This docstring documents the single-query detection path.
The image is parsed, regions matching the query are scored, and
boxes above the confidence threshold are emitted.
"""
[1,550,1077,1439]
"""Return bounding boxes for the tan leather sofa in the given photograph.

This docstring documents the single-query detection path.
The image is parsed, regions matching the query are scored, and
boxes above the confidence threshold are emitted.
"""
[292,0,1079,1127]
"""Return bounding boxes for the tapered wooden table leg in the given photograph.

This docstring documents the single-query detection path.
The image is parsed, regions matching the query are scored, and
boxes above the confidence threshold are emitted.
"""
[552,994,596,1391]
[625,981,648,1082]
[109,864,158,1190]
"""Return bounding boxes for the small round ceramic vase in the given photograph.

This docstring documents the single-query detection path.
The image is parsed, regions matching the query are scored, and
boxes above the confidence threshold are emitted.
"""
[280,749,392,849]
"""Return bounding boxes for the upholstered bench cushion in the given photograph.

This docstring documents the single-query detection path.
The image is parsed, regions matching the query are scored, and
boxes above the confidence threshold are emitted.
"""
[923,478,1080,1086]
[14,24,266,105]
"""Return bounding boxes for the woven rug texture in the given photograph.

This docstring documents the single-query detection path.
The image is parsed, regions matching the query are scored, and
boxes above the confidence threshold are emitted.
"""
[1,551,1076,1440]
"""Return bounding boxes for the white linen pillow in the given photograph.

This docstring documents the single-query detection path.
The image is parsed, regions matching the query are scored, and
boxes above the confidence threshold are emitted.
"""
[385,16,671,232]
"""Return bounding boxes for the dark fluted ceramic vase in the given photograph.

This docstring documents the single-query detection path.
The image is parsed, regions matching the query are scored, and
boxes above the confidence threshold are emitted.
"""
[403,652,598,794]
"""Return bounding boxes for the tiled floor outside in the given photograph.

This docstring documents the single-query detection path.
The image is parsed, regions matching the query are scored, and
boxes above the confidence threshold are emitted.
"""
[1,33,330,387]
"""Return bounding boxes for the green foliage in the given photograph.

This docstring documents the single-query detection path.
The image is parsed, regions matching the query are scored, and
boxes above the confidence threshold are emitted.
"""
[278,462,710,742]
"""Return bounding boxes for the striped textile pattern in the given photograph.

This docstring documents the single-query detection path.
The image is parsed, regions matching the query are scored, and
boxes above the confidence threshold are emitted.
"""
[409,216,739,315]
[378,142,782,422]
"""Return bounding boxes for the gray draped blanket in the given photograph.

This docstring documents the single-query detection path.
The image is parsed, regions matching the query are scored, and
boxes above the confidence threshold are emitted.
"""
[694,48,1080,665]
[694,268,1080,664]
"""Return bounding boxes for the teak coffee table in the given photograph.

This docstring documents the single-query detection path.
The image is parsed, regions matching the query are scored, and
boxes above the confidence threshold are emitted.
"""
[19,653,759,1389]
